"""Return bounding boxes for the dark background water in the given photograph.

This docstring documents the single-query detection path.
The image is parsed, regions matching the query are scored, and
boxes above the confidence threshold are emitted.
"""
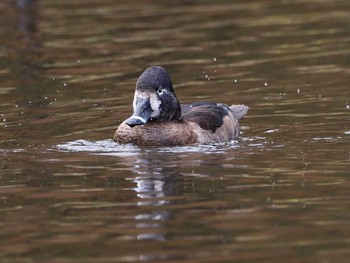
[0,0,349,262]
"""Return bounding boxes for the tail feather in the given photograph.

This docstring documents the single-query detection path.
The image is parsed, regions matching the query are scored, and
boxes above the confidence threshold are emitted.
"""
[229,104,249,119]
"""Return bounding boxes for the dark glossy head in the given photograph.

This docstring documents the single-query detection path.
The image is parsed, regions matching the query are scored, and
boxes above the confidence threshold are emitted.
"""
[125,66,182,127]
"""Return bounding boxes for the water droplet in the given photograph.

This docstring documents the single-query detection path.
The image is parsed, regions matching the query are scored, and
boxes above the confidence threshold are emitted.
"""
[346,103,349,109]
[234,79,238,83]
[44,96,48,100]
[64,83,67,87]
[264,82,268,87]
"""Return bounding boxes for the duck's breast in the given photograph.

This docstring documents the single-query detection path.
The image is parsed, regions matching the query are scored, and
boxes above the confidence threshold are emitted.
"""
[114,121,197,146]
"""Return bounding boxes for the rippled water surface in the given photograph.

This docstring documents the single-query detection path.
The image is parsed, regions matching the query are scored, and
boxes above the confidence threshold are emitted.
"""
[1,0,350,262]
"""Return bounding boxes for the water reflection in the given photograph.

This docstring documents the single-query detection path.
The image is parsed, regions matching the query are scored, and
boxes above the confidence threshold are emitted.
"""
[9,0,42,80]
[1,0,350,261]
[16,0,39,33]
[127,153,183,241]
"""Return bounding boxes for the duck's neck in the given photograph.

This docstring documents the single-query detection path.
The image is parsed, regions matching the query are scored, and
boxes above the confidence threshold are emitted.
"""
[170,94,182,121]
[159,100,182,122]
[171,103,182,122]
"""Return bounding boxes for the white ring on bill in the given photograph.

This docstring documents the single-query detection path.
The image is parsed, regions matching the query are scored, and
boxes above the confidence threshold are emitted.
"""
[130,115,147,123]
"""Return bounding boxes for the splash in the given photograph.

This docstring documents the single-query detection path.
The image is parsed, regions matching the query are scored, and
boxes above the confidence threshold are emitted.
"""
[56,139,140,156]
[55,139,241,155]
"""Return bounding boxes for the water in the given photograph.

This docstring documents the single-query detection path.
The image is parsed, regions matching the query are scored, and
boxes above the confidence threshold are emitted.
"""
[1,0,350,262]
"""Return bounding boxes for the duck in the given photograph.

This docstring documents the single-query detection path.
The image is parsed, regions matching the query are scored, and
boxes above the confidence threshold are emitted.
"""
[114,66,248,146]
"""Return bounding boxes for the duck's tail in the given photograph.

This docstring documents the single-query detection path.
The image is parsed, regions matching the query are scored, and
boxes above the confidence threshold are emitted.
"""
[229,104,249,119]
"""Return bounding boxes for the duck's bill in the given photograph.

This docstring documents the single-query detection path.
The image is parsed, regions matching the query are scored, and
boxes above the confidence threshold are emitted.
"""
[125,97,152,127]
[125,115,148,127]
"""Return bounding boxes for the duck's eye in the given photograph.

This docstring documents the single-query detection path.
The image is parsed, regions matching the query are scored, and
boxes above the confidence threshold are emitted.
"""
[157,87,164,95]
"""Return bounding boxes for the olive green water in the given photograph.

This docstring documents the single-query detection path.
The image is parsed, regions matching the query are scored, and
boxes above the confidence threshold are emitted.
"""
[1,0,350,262]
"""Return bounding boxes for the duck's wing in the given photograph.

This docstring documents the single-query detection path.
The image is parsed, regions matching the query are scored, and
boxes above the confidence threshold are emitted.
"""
[181,101,217,114]
[181,102,229,133]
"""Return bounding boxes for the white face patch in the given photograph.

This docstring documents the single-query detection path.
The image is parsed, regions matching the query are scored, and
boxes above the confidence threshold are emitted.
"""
[132,92,137,111]
[149,93,161,118]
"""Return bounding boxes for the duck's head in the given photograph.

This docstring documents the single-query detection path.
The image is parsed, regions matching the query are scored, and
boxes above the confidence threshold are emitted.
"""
[125,66,181,127]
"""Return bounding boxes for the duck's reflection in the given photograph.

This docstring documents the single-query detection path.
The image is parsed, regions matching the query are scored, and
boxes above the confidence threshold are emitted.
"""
[15,0,42,80]
[16,0,39,33]
[128,153,184,241]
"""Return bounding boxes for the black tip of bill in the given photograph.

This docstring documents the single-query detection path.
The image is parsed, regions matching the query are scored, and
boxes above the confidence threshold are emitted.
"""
[125,116,147,127]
